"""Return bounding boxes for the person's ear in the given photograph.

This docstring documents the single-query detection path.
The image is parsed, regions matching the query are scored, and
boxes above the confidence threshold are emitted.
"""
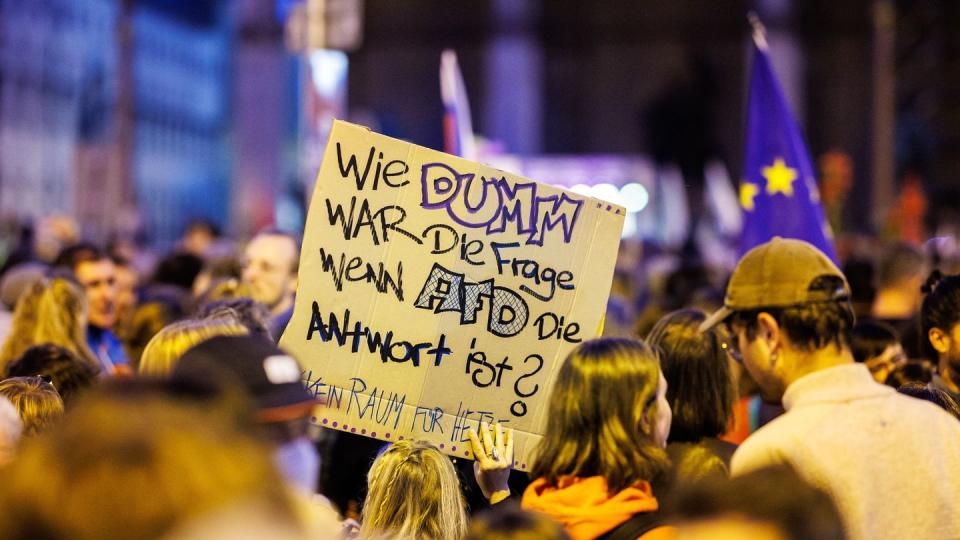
[929,327,951,354]
[638,402,653,436]
[756,312,781,351]
[288,274,298,295]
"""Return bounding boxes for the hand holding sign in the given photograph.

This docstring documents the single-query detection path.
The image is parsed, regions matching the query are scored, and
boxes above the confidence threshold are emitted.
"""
[468,422,513,504]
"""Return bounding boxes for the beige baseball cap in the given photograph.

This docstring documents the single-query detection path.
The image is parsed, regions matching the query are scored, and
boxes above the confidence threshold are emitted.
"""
[700,237,850,331]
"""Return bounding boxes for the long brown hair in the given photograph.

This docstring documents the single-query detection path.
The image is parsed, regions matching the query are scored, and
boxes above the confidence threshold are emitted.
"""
[530,338,669,493]
[646,309,735,443]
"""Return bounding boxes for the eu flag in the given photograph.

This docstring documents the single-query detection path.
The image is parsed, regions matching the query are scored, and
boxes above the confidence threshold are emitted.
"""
[740,35,838,263]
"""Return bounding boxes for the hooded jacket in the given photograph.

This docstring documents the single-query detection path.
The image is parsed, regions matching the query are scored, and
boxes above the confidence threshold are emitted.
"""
[521,476,675,540]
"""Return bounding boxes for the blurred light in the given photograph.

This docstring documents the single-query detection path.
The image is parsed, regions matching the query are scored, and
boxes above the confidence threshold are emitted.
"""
[563,182,649,215]
[569,183,593,197]
[309,50,349,96]
[622,215,638,238]
[620,182,649,213]
[592,183,623,206]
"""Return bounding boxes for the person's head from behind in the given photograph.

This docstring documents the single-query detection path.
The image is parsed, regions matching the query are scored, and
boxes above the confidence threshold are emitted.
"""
[34,214,79,263]
[192,256,242,298]
[138,318,249,377]
[0,387,293,540]
[704,238,854,403]
[921,271,960,371]
[646,309,735,443]
[0,278,46,368]
[532,338,671,493]
[181,219,220,257]
[669,464,845,540]
[0,262,46,312]
[896,383,960,420]
[241,230,300,316]
[5,344,98,404]
[0,376,64,436]
[123,300,181,370]
[33,277,100,368]
[876,242,925,296]
[362,440,467,540]
[467,504,569,540]
[851,320,905,383]
[171,335,320,493]
[195,298,273,340]
[152,252,204,291]
[55,243,118,330]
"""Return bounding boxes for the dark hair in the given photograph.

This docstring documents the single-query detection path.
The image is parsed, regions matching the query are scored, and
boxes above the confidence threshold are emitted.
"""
[195,298,272,340]
[897,383,960,420]
[646,309,734,442]
[52,242,109,273]
[669,464,845,540]
[850,320,900,363]
[185,219,221,239]
[921,270,960,360]
[152,253,204,290]
[842,258,876,309]
[467,503,570,540]
[730,276,855,352]
[884,360,935,388]
[5,345,99,404]
[530,338,668,493]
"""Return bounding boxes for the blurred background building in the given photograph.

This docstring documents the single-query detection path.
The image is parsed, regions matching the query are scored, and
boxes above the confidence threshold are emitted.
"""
[0,0,957,249]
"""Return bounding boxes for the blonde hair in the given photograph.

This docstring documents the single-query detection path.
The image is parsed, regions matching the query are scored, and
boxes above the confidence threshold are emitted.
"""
[361,440,468,540]
[530,338,669,493]
[0,278,100,371]
[0,280,45,370]
[0,376,64,436]
[138,318,248,376]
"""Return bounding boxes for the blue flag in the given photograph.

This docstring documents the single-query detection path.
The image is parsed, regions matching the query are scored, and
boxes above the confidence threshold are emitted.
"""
[740,36,838,263]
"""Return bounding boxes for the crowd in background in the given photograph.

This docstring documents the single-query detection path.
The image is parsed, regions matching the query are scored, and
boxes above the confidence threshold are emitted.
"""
[0,213,959,539]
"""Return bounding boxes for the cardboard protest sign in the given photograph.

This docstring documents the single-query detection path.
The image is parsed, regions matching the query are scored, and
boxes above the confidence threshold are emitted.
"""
[280,120,625,469]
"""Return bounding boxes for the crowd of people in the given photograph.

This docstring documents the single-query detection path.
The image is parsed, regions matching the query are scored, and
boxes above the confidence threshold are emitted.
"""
[0,213,959,539]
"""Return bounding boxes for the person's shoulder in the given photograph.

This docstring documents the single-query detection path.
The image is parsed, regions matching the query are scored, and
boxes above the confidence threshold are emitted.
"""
[729,416,798,476]
[890,391,960,430]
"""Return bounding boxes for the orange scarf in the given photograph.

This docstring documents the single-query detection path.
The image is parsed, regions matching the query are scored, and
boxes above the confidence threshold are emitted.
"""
[522,476,671,540]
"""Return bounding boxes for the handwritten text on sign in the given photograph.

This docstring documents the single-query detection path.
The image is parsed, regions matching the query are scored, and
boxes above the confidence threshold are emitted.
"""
[280,121,624,468]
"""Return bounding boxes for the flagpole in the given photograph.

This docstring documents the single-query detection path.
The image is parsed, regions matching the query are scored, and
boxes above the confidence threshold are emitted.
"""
[747,12,769,51]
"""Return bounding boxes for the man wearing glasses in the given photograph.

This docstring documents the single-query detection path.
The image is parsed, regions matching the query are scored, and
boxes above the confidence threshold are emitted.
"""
[701,237,960,540]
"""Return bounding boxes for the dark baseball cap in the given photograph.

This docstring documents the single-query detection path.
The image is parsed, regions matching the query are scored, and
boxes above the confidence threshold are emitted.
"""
[172,335,317,422]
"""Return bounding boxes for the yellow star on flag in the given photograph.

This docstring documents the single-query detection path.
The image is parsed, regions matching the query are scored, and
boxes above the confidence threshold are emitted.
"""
[763,157,798,196]
[740,182,760,211]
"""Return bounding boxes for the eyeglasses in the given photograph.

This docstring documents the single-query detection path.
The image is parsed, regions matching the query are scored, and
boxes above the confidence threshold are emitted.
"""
[721,341,743,364]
